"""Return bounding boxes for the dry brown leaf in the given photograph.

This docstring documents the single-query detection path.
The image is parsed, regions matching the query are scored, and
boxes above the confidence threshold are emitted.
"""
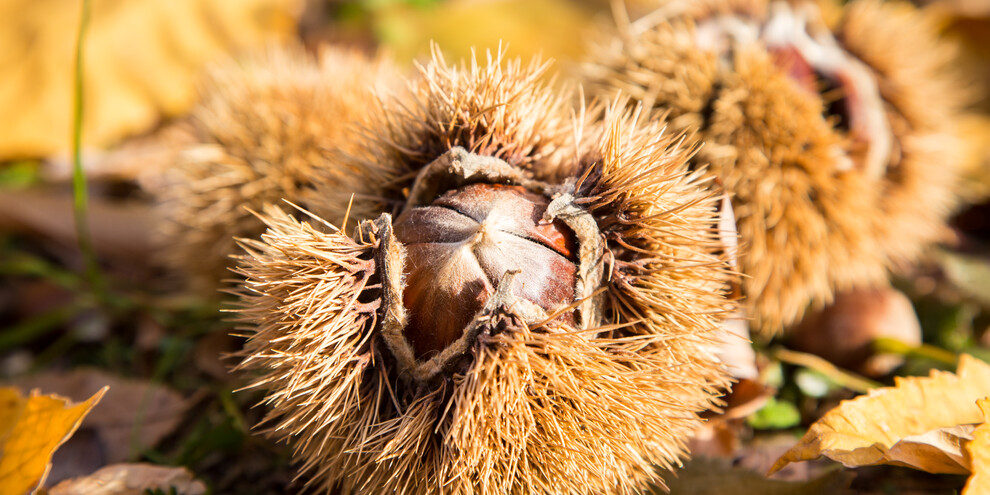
[885,423,978,475]
[661,457,854,495]
[40,122,196,187]
[6,369,188,483]
[48,463,206,495]
[770,355,990,475]
[689,419,747,459]
[964,398,990,494]
[0,188,154,262]
[0,0,301,159]
[0,386,106,495]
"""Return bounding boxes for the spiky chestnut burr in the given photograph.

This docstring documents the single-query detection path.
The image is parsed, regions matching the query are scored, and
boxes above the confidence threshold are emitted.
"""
[154,45,394,292]
[233,48,733,494]
[582,0,967,334]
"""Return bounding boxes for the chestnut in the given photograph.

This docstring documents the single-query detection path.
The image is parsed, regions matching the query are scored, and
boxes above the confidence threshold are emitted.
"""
[363,147,605,382]
[393,183,578,359]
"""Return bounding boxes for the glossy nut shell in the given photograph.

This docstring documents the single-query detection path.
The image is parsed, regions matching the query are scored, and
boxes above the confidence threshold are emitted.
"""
[393,183,577,359]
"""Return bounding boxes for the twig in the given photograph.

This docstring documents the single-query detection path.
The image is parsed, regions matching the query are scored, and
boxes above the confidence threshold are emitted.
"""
[873,337,959,367]
[773,347,882,394]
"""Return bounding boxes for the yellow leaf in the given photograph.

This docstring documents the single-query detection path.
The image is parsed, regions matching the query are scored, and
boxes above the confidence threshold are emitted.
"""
[0,0,302,160]
[770,355,990,475]
[963,398,990,495]
[0,386,107,495]
[883,423,976,474]
[373,0,596,66]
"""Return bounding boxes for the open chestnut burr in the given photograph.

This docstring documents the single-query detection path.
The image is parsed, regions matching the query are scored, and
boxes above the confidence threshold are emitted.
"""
[234,48,733,494]
[355,147,605,382]
[582,0,968,335]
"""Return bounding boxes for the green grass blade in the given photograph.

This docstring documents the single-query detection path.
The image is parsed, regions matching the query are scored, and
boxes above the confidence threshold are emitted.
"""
[72,0,106,297]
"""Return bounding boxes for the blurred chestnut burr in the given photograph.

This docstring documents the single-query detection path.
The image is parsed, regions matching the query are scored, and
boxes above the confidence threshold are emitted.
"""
[153,44,394,292]
[582,0,971,335]
[232,46,735,494]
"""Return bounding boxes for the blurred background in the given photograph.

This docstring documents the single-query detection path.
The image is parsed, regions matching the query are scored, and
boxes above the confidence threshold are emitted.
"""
[0,0,988,493]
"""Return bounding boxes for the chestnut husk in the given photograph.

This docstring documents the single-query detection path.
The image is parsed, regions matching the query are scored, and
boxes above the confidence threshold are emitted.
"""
[582,0,968,334]
[234,49,733,495]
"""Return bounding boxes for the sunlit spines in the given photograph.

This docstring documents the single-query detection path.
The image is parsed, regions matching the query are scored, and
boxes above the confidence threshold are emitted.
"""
[155,45,393,292]
[234,51,733,494]
[581,0,967,334]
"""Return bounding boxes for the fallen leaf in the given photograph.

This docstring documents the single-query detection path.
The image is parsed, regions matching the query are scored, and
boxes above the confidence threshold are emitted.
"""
[964,398,990,494]
[688,419,746,459]
[738,433,846,483]
[770,355,990,475]
[0,386,106,495]
[0,0,302,159]
[938,250,990,306]
[48,463,206,495]
[0,188,154,262]
[6,369,188,484]
[721,377,774,420]
[660,457,854,495]
[886,424,977,475]
[40,122,196,188]
[372,0,596,65]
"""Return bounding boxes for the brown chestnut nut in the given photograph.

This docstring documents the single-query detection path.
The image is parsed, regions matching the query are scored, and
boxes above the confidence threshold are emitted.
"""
[393,183,577,359]
[788,287,922,377]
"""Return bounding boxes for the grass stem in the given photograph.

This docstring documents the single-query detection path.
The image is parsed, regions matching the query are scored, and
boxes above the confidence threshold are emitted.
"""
[773,347,882,394]
[72,0,107,298]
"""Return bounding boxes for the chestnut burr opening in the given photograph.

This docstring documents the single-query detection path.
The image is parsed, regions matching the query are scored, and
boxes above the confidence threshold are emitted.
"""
[768,46,853,134]
[393,183,578,359]
[697,3,893,177]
